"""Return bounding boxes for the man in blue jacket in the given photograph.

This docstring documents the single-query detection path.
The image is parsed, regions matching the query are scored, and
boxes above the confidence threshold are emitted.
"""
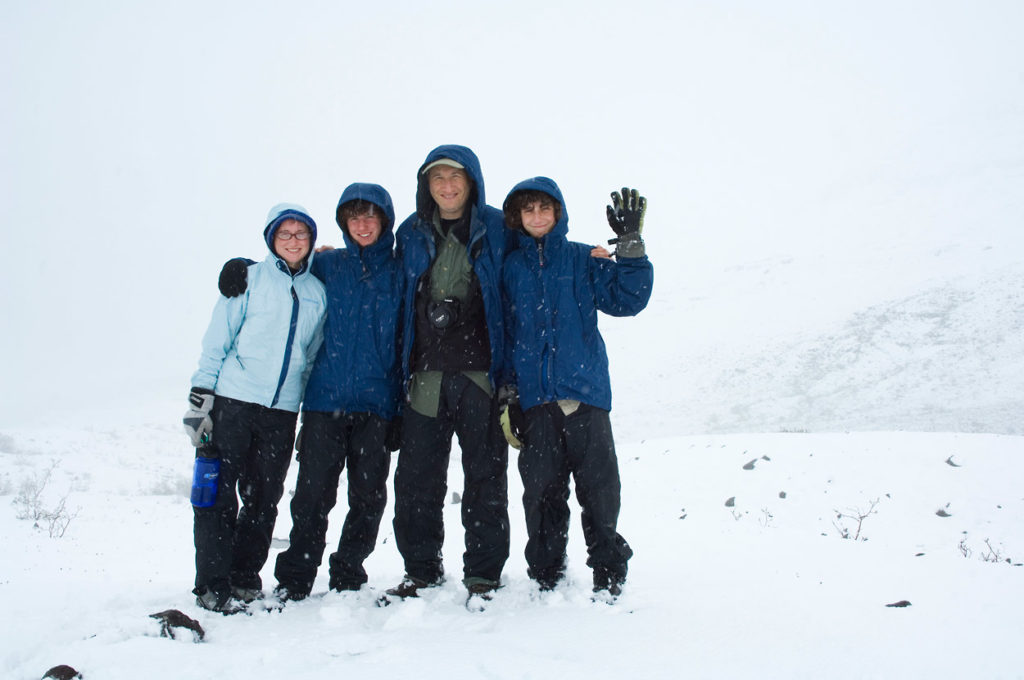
[499,178,652,599]
[386,145,515,602]
[272,183,403,601]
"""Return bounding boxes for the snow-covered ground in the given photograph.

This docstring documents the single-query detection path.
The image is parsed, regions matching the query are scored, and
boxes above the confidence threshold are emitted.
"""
[2,421,1021,679]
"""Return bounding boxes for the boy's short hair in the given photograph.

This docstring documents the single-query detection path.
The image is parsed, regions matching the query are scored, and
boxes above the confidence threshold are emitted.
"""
[503,190,562,232]
[337,199,389,230]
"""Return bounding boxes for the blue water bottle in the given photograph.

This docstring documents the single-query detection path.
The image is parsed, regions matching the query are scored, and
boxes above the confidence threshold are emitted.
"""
[190,457,220,508]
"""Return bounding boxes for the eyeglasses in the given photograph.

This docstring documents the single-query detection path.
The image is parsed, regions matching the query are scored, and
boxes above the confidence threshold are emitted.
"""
[275,230,311,241]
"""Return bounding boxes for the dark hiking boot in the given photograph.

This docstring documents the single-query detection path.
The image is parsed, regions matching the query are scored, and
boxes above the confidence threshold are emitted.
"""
[529,562,566,592]
[596,581,623,597]
[387,576,436,598]
[377,575,439,606]
[195,590,248,615]
[536,577,562,592]
[272,584,309,604]
[592,569,625,601]
[464,577,500,599]
[330,581,362,593]
[230,586,263,603]
[464,578,500,612]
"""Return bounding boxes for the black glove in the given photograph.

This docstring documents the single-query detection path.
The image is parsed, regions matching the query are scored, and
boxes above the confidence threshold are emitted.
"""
[218,258,254,298]
[497,385,525,450]
[386,416,403,452]
[606,188,647,258]
[183,387,215,448]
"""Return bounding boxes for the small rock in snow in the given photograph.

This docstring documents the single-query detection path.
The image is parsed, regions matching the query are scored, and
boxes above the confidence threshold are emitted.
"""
[42,666,81,680]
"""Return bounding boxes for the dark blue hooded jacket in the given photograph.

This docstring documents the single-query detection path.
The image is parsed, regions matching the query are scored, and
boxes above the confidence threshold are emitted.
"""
[501,177,653,411]
[301,183,403,419]
[395,144,516,390]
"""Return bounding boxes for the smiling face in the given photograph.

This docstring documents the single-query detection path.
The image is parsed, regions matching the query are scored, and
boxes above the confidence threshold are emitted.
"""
[520,200,558,239]
[273,218,312,269]
[427,164,471,219]
[347,211,383,248]
[339,200,386,248]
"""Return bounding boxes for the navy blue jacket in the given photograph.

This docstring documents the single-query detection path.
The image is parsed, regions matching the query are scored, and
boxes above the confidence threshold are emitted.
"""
[395,144,515,390]
[302,183,403,420]
[502,177,653,411]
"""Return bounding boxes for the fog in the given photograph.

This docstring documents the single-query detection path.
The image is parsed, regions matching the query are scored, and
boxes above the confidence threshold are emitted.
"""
[2,0,1021,430]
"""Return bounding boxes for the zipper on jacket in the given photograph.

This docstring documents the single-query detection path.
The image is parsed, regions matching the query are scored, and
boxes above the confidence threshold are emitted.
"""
[535,239,555,400]
[271,285,300,408]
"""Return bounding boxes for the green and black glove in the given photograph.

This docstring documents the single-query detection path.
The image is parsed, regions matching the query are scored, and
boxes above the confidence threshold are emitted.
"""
[498,385,525,450]
[606,187,647,258]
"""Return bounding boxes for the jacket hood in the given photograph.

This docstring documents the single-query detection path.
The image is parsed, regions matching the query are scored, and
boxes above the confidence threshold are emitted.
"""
[415,144,486,221]
[502,176,569,243]
[335,182,397,252]
[264,202,318,252]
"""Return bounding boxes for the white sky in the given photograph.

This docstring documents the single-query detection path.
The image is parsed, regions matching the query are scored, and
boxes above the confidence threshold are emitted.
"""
[1,0,1022,427]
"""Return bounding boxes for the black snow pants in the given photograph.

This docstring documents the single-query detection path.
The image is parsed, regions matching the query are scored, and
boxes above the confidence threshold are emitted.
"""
[274,410,391,593]
[392,373,510,585]
[193,397,296,597]
[518,403,632,587]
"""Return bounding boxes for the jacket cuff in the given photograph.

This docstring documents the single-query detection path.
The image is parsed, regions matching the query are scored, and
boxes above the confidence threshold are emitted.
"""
[616,234,646,259]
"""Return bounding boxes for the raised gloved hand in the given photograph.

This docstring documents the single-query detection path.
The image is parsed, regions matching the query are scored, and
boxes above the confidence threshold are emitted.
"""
[218,258,254,298]
[183,387,215,448]
[498,385,525,450]
[606,187,647,258]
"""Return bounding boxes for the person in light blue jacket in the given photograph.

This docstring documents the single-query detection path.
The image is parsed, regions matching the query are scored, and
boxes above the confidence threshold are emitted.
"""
[183,202,327,614]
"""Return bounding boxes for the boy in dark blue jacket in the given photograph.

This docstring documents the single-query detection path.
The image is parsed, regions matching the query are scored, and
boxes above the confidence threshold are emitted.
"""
[500,177,652,598]
[248,184,403,601]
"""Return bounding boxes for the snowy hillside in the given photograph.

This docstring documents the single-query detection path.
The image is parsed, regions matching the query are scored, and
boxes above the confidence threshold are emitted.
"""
[605,243,1024,442]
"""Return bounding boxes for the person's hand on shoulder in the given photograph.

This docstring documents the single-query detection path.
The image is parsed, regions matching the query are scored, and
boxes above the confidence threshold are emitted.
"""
[218,258,254,298]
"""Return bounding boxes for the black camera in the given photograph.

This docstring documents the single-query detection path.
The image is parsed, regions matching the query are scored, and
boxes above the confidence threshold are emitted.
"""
[427,298,461,330]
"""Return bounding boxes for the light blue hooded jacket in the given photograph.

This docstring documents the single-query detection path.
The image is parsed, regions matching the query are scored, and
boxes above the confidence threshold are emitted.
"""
[191,203,327,412]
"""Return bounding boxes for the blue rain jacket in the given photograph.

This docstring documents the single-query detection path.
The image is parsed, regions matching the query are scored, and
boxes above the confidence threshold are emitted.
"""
[501,177,653,411]
[301,183,403,419]
[191,205,327,412]
[395,144,516,390]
